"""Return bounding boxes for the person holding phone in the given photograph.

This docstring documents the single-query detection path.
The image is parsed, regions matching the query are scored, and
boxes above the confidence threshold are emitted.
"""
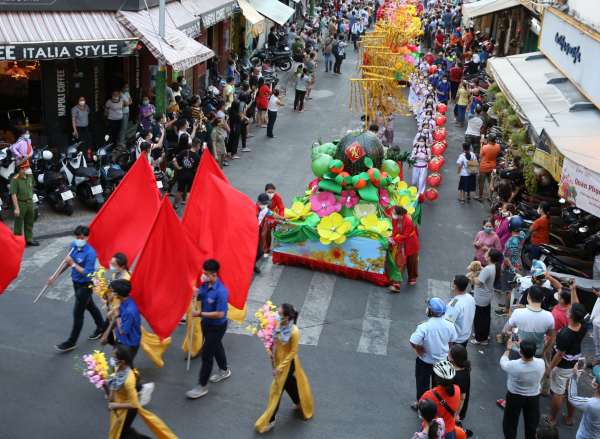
[211,117,228,169]
[568,363,600,439]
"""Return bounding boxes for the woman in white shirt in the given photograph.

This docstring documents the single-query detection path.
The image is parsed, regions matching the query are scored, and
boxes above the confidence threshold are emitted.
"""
[267,89,285,138]
[411,136,431,194]
[457,142,477,203]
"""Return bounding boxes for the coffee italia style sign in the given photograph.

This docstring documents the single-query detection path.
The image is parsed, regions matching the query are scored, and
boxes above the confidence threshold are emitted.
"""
[0,40,138,62]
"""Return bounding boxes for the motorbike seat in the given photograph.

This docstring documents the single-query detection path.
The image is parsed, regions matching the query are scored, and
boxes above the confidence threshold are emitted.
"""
[75,167,98,178]
[270,51,289,57]
[107,167,125,181]
[553,255,593,270]
[44,171,62,182]
[542,244,589,260]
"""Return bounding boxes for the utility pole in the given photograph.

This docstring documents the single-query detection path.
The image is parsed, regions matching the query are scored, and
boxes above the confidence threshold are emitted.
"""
[155,0,167,115]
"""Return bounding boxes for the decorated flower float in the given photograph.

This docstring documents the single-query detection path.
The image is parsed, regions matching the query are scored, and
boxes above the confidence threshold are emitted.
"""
[273,130,421,286]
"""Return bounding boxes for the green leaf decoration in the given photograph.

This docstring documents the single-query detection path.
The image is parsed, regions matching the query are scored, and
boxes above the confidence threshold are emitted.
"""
[335,174,344,185]
[318,179,343,194]
[358,181,379,203]
[351,175,360,186]
[343,176,353,184]
[323,171,337,180]
[332,139,339,145]
[364,157,373,169]
[318,137,322,145]
[392,176,400,184]
[372,169,381,180]
[360,172,370,181]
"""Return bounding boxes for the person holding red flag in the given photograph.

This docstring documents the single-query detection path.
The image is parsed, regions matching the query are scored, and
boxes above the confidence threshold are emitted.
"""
[262,183,286,259]
[256,193,289,274]
[387,205,420,292]
[186,259,231,399]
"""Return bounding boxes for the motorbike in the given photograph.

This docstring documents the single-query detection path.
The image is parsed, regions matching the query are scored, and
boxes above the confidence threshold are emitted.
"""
[250,44,292,71]
[95,136,126,199]
[30,146,74,216]
[60,141,105,211]
[201,87,221,113]
[0,145,39,221]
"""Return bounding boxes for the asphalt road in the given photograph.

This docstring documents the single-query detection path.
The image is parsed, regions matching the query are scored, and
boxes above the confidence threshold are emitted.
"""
[0,48,592,439]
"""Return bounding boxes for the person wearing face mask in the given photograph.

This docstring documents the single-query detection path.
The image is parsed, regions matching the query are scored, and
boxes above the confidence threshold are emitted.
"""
[256,193,289,273]
[262,183,285,258]
[49,225,106,352]
[529,202,552,262]
[118,83,132,146]
[411,135,432,194]
[106,345,177,439]
[105,90,124,146]
[177,75,191,101]
[409,72,423,117]
[71,97,90,138]
[418,110,437,131]
[495,203,515,251]
[473,218,501,267]
[387,205,420,291]
[444,276,476,349]
[9,128,33,162]
[436,73,451,104]
[186,259,231,399]
[139,93,156,129]
[10,158,38,245]
[414,122,434,147]
[255,303,314,432]
[413,398,446,439]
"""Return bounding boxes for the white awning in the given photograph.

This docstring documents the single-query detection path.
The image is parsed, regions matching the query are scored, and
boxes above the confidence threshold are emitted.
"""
[546,127,600,174]
[181,0,236,28]
[246,0,295,26]
[237,0,266,37]
[462,0,520,25]
[117,9,213,71]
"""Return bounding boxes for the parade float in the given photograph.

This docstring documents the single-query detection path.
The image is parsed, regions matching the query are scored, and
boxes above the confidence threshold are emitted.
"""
[272,131,422,286]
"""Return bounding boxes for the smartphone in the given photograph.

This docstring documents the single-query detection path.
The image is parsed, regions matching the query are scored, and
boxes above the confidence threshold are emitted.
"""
[512,328,519,342]
[578,357,586,372]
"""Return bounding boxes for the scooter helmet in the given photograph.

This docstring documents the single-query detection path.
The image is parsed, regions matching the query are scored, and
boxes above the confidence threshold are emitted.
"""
[532,269,546,285]
[433,360,456,380]
[427,298,447,316]
[42,150,53,160]
[531,260,547,273]
[508,216,525,232]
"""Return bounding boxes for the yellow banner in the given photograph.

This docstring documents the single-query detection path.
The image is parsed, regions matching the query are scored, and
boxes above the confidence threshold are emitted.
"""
[533,131,564,181]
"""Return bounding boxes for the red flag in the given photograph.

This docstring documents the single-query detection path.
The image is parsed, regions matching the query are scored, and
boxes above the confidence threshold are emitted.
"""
[130,198,202,341]
[0,221,26,294]
[183,154,258,310]
[88,155,161,268]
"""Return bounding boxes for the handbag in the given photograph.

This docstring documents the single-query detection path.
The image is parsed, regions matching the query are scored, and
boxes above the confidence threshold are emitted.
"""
[465,154,479,175]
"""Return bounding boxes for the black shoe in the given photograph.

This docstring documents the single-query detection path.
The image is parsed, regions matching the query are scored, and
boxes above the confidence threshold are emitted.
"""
[494,309,508,317]
[254,265,261,274]
[179,318,187,325]
[497,303,506,309]
[26,241,40,246]
[88,329,103,340]
[55,341,77,352]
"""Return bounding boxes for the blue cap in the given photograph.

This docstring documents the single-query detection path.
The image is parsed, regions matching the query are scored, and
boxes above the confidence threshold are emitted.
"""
[593,365,600,382]
[428,298,447,316]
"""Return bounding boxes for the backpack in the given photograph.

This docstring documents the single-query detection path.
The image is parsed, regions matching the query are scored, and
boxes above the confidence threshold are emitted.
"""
[332,42,340,56]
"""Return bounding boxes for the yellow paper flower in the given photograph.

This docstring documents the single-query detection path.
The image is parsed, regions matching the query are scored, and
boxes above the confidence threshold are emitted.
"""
[285,201,312,221]
[358,213,391,238]
[316,213,352,245]
[353,203,377,221]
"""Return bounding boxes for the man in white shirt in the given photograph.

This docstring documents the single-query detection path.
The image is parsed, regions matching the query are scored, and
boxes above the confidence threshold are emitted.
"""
[444,275,476,347]
[351,20,364,51]
[464,105,484,157]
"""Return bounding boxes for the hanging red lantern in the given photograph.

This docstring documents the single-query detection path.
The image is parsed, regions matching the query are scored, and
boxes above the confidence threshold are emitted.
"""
[436,140,448,151]
[437,156,445,167]
[418,193,425,203]
[427,173,442,187]
[431,144,444,156]
[437,103,447,114]
[435,114,446,127]
[425,188,439,202]
[433,127,447,141]
[428,157,442,172]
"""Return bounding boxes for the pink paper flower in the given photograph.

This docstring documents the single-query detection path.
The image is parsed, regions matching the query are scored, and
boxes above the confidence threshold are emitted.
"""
[340,189,359,208]
[379,187,391,208]
[311,191,342,217]
[308,178,322,195]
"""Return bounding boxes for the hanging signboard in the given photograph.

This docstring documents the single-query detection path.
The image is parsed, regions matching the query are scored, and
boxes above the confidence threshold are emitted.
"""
[533,129,564,181]
[559,157,600,218]
[0,0,177,11]
[201,3,236,28]
[0,40,138,62]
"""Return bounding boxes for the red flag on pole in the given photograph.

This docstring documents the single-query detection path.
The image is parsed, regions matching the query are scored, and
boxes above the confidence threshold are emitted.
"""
[130,198,203,341]
[182,154,258,310]
[88,155,162,268]
[0,221,26,294]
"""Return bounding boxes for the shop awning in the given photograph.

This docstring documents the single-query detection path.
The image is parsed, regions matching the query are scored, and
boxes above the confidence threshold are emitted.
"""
[246,0,295,26]
[0,11,137,61]
[237,0,266,37]
[462,0,520,25]
[117,10,214,72]
[180,0,237,28]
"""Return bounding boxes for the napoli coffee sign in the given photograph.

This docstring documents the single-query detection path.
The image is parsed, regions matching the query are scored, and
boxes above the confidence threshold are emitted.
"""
[0,40,138,62]
[555,33,582,64]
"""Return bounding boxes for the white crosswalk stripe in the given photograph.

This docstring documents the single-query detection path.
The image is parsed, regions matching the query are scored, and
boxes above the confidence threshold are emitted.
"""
[45,275,75,301]
[428,278,451,300]
[297,272,337,346]
[357,286,392,355]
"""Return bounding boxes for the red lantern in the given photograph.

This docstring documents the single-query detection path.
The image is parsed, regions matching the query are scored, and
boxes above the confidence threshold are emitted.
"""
[437,103,447,114]
[425,188,439,202]
[428,157,442,172]
[431,141,446,154]
[429,66,436,74]
[439,140,449,151]
[437,156,445,167]
[433,127,447,141]
[418,193,425,203]
[431,145,444,156]
[435,115,446,127]
[427,173,442,187]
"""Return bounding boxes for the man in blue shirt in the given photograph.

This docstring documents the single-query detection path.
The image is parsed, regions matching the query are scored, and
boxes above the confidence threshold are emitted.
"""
[436,73,452,104]
[49,225,105,352]
[110,279,141,360]
[186,259,231,399]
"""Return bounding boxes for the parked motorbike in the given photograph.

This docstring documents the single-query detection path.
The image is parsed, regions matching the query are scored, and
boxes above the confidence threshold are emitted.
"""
[0,146,39,221]
[95,137,126,199]
[31,145,74,216]
[250,44,292,71]
[60,141,105,211]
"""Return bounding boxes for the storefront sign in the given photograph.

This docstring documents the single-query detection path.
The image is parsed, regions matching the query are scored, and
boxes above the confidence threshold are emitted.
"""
[533,129,564,181]
[559,157,600,218]
[0,40,138,62]
[178,20,202,39]
[0,0,177,11]
[201,3,235,28]
[539,8,600,108]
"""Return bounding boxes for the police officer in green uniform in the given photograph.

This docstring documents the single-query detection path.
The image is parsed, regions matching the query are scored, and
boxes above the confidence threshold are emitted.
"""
[10,159,39,246]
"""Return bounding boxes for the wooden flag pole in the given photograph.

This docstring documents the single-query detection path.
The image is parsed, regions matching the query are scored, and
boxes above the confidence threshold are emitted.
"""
[186,282,198,371]
[34,248,74,304]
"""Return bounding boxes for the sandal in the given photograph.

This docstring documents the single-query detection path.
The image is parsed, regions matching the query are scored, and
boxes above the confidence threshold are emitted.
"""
[562,414,573,428]
[540,414,555,426]
[231,155,241,160]
[409,280,417,285]
[496,334,505,344]
[466,195,471,200]
[247,134,254,137]
[182,201,186,205]
[459,199,465,204]
[470,339,489,346]
[473,197,483,203]
[410,402,419,411]
[496,399,506,410]
[388,285,401,292]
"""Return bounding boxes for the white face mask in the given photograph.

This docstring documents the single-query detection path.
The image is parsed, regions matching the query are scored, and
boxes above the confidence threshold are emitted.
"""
[418,142,425,147]
[501,211,510,218]
[426,115,432,119]
[428,86,433,91]
[442,80,447,83]
[392,213,399,220]
[422,128,429,133]
[201,273,213,283]
[267,193,275,199]
[24,168,33,175]
[79,101,85,106]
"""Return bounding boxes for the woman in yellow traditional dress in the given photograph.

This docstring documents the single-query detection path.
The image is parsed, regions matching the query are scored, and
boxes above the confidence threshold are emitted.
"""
[107,345,178,439]
[254,303,314,433]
